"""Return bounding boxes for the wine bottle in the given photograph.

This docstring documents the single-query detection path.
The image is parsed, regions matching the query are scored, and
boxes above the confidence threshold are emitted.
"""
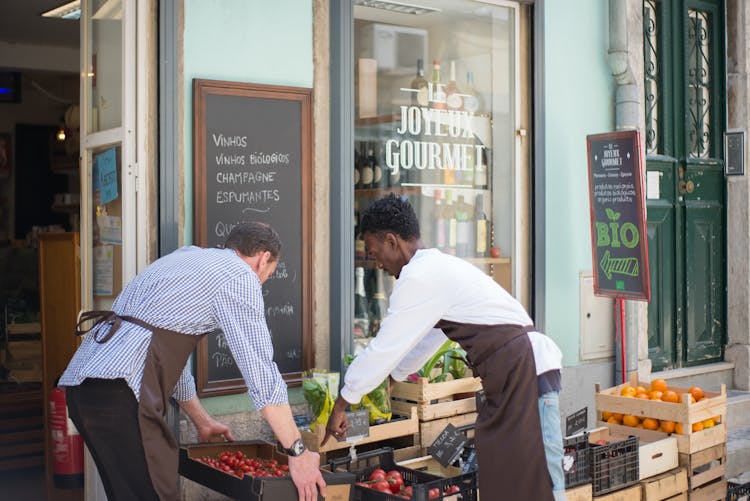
[360,143,374,189]
[443,190,457,255]
[463,71,482,114]
[369,269,388,337]
[410,58,428,107]
[430,60,447,110]
[446,61,463,111]
[354,267,370,338]
[434,189,445,250]
[369,146,384,189]
[354,145,362,189]
[455,195,474,257]
[475,193,489,256]
[354,200,366,259]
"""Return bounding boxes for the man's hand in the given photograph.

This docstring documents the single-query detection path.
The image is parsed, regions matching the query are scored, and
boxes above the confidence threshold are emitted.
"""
[288,450,326,501]
[321,396,350,447]
[178,396,235,443]
[196,417,234,443]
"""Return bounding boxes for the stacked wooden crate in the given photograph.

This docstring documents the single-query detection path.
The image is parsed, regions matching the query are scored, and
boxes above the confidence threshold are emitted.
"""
[390,376,481,450]
[595,374,727,501]
[300,406,421,463]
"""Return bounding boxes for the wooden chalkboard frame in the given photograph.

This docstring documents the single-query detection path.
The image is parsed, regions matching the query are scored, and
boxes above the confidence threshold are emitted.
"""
[586,130,650,301]
[193,79,313,397]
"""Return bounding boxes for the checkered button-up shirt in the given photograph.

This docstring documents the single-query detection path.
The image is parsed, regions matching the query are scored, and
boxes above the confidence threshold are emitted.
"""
[59,246,288,409]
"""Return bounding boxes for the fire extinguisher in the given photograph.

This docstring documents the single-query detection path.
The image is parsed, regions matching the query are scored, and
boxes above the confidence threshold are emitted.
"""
[50,386,84,489]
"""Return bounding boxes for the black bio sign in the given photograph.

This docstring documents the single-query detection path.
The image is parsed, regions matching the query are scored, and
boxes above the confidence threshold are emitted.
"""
[193,79,313,396]
[586,131,650,301]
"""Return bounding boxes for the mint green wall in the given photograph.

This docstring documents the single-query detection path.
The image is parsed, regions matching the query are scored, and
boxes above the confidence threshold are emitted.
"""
[543,1,614,367]
[182,0,313,412]
[182,0,313,245]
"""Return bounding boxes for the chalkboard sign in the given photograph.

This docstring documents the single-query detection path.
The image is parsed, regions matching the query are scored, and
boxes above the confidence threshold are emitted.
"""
[193,79,313,396]
[428,423,467,468]
[566,407,588,437]
[586,131,650,301]
[340,409,370,442]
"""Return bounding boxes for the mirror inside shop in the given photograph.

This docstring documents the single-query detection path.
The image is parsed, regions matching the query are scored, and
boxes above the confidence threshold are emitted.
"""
[352,1,518,354]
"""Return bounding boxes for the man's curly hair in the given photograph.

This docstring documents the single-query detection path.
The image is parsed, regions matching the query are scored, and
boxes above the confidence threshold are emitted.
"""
[360,193,420,240]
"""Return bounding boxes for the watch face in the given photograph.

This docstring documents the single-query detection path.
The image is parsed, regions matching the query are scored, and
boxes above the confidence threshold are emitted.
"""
[291,439,306,456]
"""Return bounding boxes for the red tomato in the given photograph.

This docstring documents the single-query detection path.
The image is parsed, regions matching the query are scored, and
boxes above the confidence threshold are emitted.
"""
[386,470,403,481]
[428,487,441,499]
[372,480,391,492]
[402,485,413,496]
[387,476,404,494]
[369,468,387,482]
[446,485,460,494]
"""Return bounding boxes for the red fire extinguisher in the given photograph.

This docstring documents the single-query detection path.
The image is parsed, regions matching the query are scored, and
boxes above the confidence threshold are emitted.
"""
[50,386,84,489]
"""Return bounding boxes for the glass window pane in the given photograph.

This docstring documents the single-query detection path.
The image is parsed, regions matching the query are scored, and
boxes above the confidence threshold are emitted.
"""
[353,1,516,352]
[85,0,123,133]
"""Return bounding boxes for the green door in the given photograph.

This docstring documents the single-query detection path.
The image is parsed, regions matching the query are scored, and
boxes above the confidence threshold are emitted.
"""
[643,0,725,370]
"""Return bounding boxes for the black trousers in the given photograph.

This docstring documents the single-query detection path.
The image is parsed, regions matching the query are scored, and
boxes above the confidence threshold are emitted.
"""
[66,378,160,501]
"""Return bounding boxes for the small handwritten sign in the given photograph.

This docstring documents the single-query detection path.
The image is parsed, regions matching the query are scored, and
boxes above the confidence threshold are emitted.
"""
[341,409,370,442]
[428,423,467,467]
[461,447,478,473]
[566,407,588,437]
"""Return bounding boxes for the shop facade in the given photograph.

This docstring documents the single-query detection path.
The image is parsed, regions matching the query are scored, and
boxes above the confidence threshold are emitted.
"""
[6,0,750,498]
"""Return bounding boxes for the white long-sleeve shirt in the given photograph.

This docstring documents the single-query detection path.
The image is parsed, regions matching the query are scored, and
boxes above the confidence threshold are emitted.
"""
[341,248,562,404]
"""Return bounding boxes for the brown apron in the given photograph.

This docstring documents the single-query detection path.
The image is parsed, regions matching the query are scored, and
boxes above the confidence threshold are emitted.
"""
[436,320,553,501]
[77,310,206,501]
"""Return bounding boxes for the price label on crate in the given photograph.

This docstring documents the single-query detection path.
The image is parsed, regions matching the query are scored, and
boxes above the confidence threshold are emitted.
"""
[340,409,369,442]
[428,423,467,468]
[461,447,478,473]
[566,407,587,437]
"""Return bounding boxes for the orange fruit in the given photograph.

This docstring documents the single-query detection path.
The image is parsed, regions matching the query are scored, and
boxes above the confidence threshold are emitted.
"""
[642,418,660,430]
[675,423,684,435]
[636,393,650,400]
[635,386,648,395]
[623,415,640,427]
[713,415,721,423]
[692,422,704,433]
[602,411,613,421]
[662,390,679,403]
[689,386,704,401]
[702,418,715,429]
[660,420,676,433]
[651,378,668,392]
[649,390,663,400]
[607,416,623,425]
[620,386,636,397]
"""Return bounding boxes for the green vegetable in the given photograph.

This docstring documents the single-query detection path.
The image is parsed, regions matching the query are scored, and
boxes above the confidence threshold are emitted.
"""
[345,353,392,424]
[416,341,469,383]
[303,375,334,432]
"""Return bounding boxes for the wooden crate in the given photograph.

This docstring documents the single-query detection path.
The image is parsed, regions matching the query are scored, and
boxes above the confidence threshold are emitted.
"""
[590,426,679,481]
[397,455,462,478]
[640,467,687,500]
[300,406,418,453]
[595,374,727,455]
[687,478,727,501]
[418,412,477,449]
[592,483,642,501]
[679,443,725,492]
[566,483,593,501]
[391,377,482,421]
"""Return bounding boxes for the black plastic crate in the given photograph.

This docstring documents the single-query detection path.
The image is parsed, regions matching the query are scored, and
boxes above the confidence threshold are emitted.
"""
[330,447,478,501]
[727,480,750,500]
[563,432,591,488]
[590,435,639,496]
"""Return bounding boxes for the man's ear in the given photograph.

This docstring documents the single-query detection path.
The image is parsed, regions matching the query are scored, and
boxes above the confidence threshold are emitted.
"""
[260,250,272,266]
[385,232,399,249]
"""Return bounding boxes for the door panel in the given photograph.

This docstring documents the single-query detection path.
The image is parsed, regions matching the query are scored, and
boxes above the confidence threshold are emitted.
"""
[647,201,676,370]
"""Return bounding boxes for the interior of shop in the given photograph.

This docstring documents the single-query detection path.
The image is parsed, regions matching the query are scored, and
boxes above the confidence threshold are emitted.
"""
[0,2,80,498]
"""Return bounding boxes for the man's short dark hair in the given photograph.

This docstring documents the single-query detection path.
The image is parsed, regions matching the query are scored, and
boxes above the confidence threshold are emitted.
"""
[224,222,282,260]
[360,193,420,240]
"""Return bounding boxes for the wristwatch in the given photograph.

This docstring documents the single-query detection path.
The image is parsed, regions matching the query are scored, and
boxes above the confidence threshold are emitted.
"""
[280,438,307,457]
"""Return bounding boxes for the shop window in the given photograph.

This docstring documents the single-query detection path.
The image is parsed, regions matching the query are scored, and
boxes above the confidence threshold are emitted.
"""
[352,1,518,353]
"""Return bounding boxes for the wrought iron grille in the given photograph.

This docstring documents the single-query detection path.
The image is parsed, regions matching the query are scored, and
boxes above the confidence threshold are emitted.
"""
[644,0,659,155]
[687,8,712,159]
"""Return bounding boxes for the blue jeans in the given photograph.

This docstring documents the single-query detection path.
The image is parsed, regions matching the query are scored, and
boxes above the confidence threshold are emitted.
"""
[539,391,566,498]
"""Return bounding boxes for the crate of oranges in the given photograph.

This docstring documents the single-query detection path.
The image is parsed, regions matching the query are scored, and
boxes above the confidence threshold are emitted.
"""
[595,373,726,455]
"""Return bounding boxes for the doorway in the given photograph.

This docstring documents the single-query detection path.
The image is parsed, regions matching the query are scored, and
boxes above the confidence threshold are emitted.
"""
[644,0,726,371]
